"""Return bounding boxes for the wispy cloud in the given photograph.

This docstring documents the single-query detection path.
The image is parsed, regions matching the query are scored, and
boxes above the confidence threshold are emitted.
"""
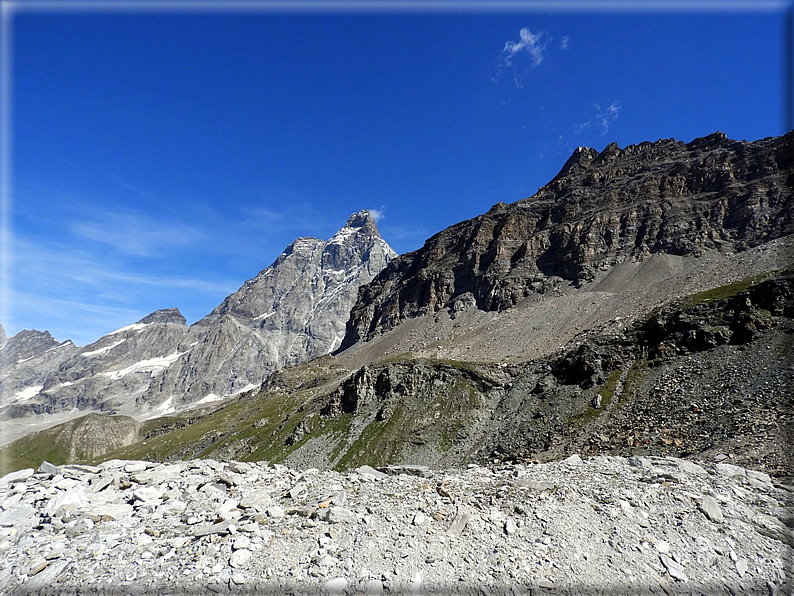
[8,183,374,345]
[574,100,622,136]
[70,209,202,257]
[6,238,241,345]
[495,27,556,89]
[110,176,155,200]
[501,27,547,68]
[12,239,240,295]
[237,198,343,239]
[10,291,146,345]
[560,35,570,50]
[596,101,621,135]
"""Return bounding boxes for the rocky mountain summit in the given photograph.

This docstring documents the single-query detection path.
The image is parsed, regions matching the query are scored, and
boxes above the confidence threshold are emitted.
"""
[0,211,395,443]
[137,210,395,412]
[0,326,78,403]
[341,131,793,348]
[0,325,73,366]
[0,455,789,595]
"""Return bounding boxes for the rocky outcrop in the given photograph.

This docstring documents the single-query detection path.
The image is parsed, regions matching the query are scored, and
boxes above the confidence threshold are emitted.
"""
[0,329,62,364]
[0,414,140,466]
[481,273,794,479]
[340,132,794,348]
[0,456,789,594]
[1,211,396,431]
[55,414,140,460]
[0,329,79,416]
[311,273,793,478]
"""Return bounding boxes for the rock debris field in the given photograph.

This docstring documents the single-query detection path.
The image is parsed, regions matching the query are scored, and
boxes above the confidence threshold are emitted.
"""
[0,456,791,595]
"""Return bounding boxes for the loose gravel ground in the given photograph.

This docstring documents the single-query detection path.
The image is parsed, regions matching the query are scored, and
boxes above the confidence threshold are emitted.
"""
[1,455,790,595]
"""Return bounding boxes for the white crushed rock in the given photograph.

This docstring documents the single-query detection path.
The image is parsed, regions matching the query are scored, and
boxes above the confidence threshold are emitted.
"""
[0,456,790,595]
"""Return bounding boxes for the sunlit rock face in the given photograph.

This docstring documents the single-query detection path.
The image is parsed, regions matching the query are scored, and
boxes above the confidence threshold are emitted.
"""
[0,309,189,425]
[140,210,396,410]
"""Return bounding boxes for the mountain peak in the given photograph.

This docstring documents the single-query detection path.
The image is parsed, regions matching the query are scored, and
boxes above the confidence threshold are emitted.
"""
[550,145,599,182]
[139,308,187,326]
[327,210,387,248]
[344,210,378,229]
[13,329,57,342]
[686,131,731,150]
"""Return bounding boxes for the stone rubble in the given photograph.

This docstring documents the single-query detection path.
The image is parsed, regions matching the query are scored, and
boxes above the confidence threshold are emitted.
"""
[0,455,790,595]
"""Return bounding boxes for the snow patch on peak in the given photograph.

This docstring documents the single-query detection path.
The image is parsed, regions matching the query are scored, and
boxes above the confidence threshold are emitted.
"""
[16,340,75,363]
[376,236,398,258]
[195,392,223,405]
[107,322,149,336]
[194,382,259,407]
[144,397,175,420]
[230,383,259,396]
[82,338,127,357]
[101,351,185,381]
[327,226,358,245]
[13,385,43,402]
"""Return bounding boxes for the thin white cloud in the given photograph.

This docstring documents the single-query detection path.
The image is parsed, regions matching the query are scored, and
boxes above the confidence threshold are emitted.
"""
[10,291,145,339]
[573,100,622,137]
[69,209,202,257]
[12,239,238,295]
[560,35,570,50]
[237,200,340,238]
[240,206,284,224]
[110,176,155,200]
[8,184,383,345]
[597,100,621,135]
[501,27,547,68]
[6,237,241,344]
[574,121,592,134]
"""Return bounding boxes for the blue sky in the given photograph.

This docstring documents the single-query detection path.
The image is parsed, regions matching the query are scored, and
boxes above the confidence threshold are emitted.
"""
[4,1,791,345]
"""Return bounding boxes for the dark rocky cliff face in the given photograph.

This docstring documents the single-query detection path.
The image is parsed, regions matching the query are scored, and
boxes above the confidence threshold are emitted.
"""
[340,132,794,349]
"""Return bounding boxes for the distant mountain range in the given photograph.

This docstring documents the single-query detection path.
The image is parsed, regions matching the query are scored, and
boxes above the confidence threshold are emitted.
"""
[0,210,395,443]
[2,131,791,482]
